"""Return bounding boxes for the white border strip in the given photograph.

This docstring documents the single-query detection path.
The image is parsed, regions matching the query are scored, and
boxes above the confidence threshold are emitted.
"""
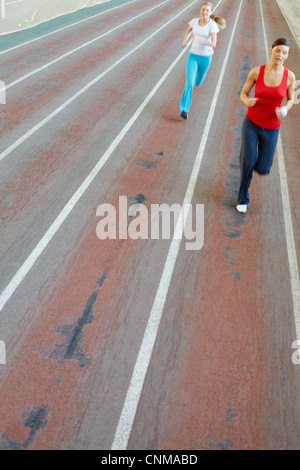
[0,0,139,52]
[260,0,300,354]
[111,0,242,450]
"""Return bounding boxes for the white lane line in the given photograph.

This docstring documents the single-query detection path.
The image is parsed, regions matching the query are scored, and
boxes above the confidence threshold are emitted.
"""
[0,1,199,313]
[111,0,242,451]
[260,1,300,352]
[2,0,172,91]
[0,0,139,52]
[0,0,198,163]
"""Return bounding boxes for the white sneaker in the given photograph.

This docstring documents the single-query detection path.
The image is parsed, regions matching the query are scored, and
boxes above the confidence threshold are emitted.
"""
[236,204,247,213]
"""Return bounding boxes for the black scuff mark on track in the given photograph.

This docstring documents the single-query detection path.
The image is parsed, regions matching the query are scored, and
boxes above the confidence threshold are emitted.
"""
[230,272,242,281]
[197,435,234,450]
[127,194,148,219]
[223,246,235,266]
[153,151,168,158]
[0,406,49,450]
[50,292,97,368]
[223,228,242,239]
[49,372,61,385]
[136,160,158,170]
[128,194,148,205]
[226,405,237,422]
[96,269,109,287]
[245,29,252,39]
[208,436,234,450]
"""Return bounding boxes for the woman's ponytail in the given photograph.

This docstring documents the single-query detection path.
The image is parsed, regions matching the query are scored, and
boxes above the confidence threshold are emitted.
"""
[210,14,226,29]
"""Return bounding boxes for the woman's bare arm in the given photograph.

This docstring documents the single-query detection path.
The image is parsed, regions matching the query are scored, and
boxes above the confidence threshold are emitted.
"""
[240,67,259,107]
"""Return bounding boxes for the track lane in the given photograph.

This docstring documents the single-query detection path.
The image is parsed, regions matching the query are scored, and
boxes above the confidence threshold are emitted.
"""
[127,0,300,450]
[0,0,237,449]
[0,0,299,450]
[0,0,197,159]
[0,0,175,86]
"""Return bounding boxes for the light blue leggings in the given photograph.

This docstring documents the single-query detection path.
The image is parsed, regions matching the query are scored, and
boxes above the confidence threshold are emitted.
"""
[180,53,212,114]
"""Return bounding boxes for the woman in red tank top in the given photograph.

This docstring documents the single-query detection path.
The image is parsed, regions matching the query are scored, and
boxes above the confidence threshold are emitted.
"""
[236,38,296,213]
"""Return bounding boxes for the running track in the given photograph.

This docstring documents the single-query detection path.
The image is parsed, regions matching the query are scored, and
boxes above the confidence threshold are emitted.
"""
[0,0,300,450]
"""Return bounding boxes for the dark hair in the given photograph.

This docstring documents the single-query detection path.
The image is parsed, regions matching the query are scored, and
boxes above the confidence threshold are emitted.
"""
[272,37,291,49]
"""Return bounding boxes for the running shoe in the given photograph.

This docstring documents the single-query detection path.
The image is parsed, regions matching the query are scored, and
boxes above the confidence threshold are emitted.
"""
[180,111,188,120]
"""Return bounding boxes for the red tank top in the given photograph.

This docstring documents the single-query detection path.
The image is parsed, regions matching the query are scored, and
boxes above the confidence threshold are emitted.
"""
[247,65,288,130]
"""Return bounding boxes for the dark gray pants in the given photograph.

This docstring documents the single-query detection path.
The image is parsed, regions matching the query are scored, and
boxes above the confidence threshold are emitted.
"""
[238,116,279,205]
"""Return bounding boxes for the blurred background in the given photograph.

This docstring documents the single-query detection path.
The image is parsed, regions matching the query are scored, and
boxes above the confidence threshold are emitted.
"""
[0,0,110,34]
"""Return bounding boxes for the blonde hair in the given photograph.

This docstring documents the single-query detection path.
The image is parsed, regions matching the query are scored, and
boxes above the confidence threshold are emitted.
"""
[202,2,227,29]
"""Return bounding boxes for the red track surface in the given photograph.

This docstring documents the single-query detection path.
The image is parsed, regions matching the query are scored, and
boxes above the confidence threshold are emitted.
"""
[0,0,299,450]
